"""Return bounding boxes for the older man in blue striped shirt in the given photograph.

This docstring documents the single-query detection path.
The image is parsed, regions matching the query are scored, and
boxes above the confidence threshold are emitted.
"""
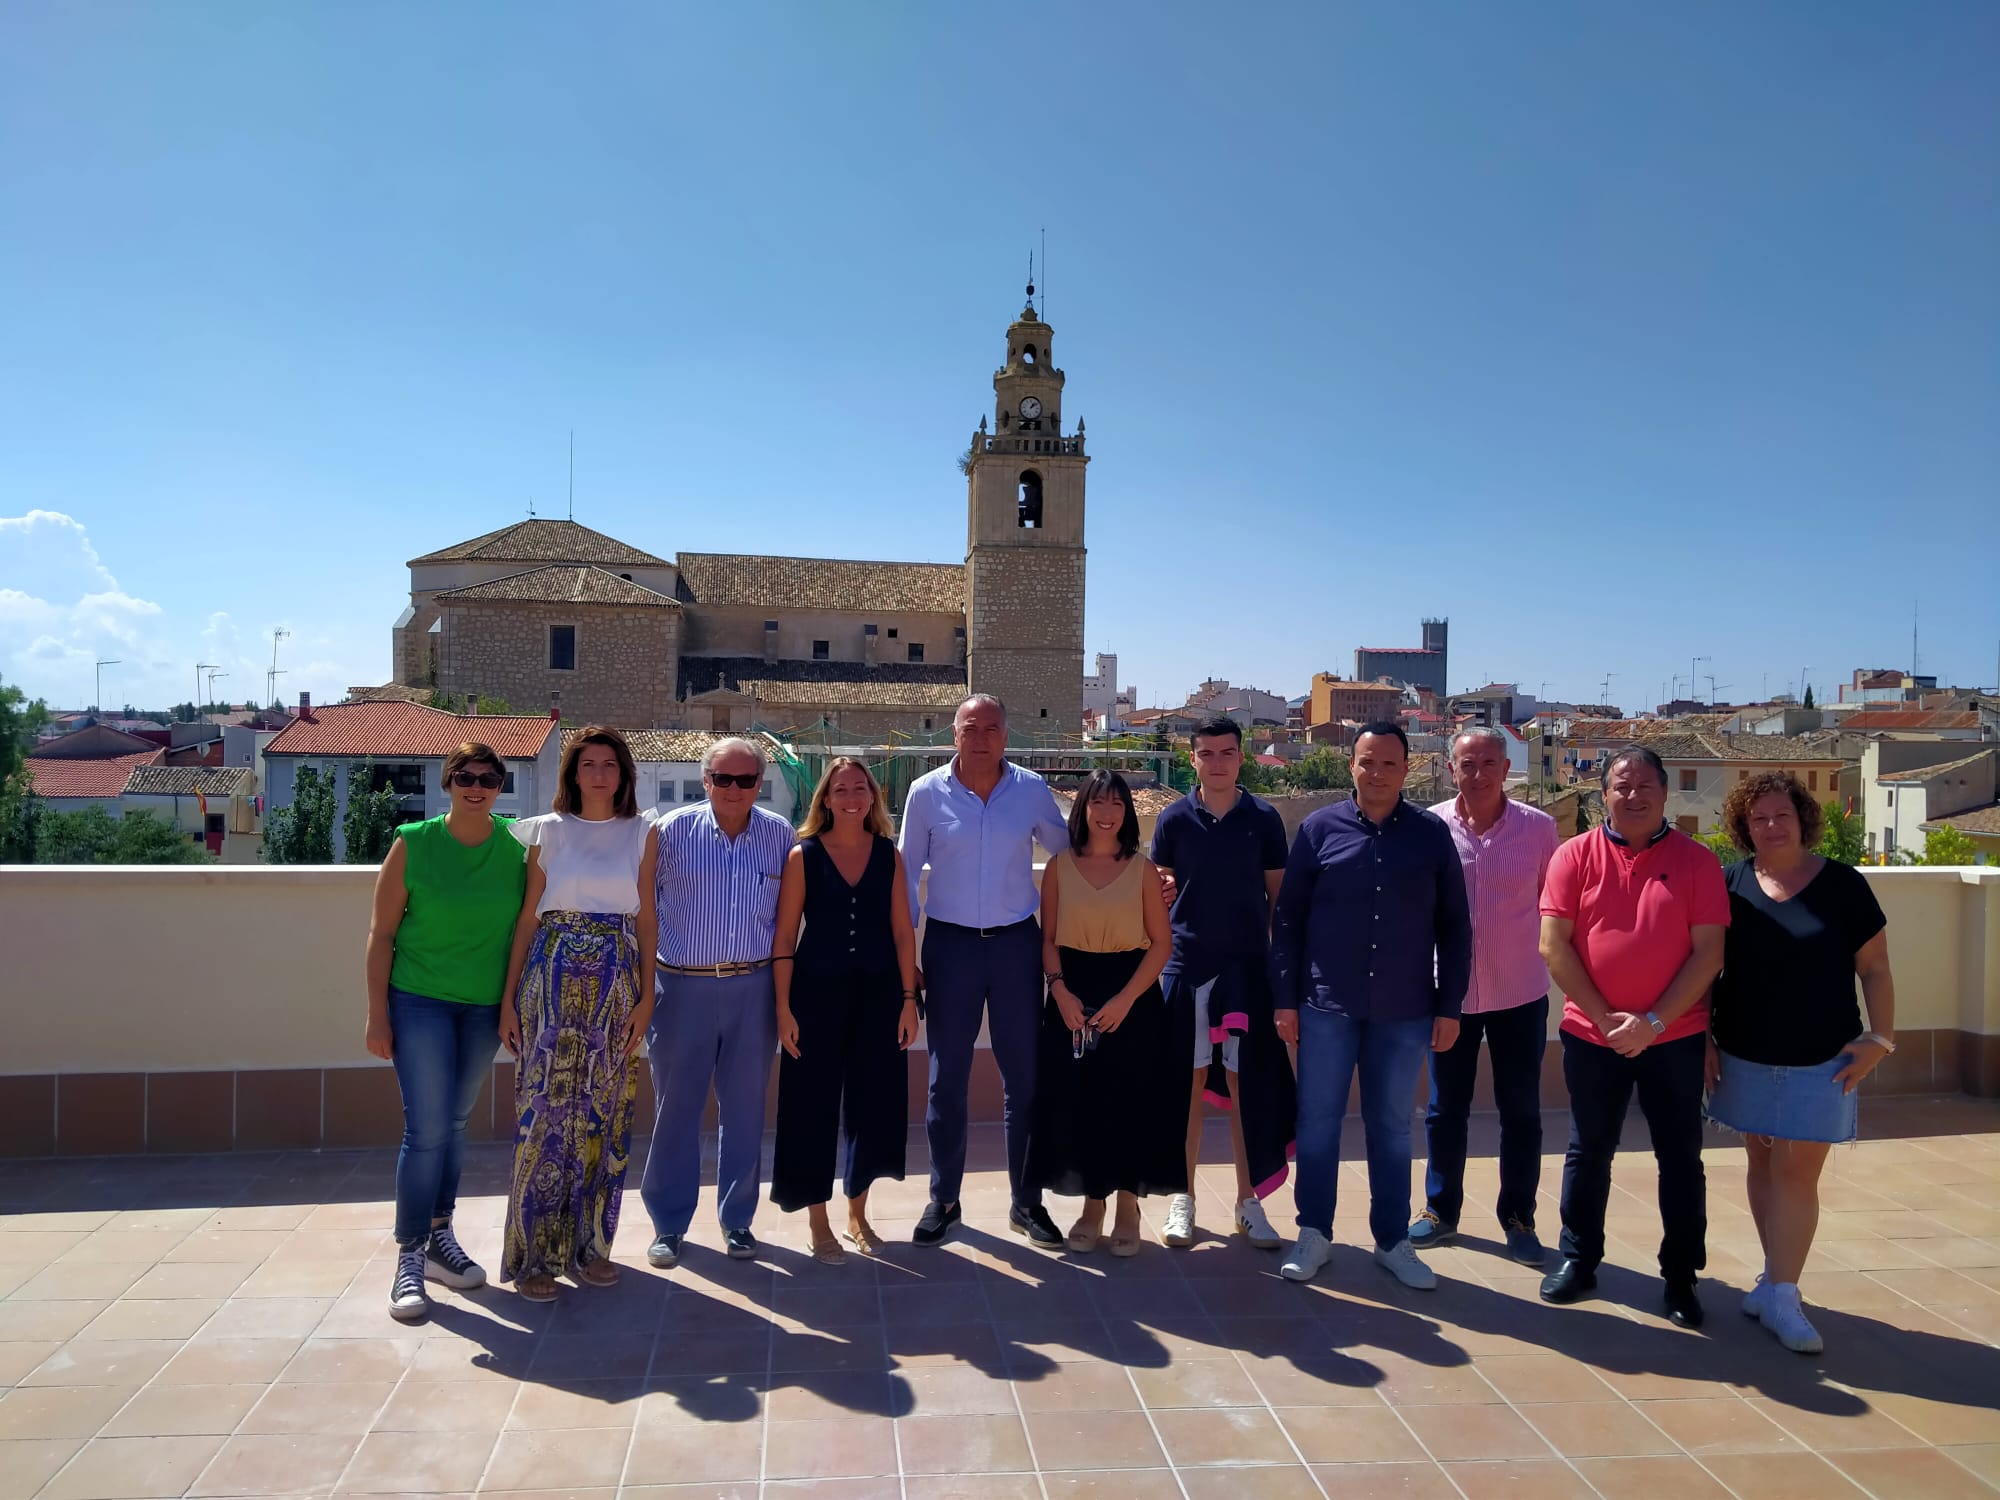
[640,736,796,1266]
[900,694,1070,1247]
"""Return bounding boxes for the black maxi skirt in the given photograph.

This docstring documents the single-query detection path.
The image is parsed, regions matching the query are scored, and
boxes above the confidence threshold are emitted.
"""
[1025,945,1189,1201]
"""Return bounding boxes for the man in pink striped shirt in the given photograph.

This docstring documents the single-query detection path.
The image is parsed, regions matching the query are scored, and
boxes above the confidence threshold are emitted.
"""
[1413,726,1561,1266]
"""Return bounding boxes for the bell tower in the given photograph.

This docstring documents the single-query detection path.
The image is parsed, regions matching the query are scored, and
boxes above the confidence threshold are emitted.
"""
[964,278,1087,733]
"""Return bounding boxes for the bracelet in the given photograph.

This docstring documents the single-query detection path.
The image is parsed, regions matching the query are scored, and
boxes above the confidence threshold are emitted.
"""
[1861,1031,1897,1053]
[771,955,795,963]
[902,990,919,1000]
[1044,971,1065,986]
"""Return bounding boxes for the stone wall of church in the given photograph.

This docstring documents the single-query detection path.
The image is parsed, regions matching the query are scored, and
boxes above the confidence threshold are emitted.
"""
[748,702,953,738]
[683,604,965,666]
[966,547,1086,729]
[437,601,681,727]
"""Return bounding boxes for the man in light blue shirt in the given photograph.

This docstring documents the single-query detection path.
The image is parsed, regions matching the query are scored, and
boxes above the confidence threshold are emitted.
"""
[899,693,1069,1246]
[640,737,795,1267]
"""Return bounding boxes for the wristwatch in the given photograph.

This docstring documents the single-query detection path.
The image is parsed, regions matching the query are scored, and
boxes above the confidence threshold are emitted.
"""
[1642,1011,1666,1035]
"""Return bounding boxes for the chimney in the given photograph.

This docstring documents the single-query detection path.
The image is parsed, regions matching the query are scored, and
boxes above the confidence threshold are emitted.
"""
[549,690,561,722]
[298,691,311,719]
[466,694,478,718]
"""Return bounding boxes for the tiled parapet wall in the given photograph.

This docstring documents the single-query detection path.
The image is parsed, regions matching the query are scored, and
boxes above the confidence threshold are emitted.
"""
[2,864,1997,1155]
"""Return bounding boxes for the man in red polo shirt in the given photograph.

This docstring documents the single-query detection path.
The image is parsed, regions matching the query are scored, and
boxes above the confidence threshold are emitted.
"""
[1538,746,1727,1327]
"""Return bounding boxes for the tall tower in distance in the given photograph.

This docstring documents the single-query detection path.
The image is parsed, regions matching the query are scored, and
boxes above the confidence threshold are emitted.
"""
[964,279,1087,734]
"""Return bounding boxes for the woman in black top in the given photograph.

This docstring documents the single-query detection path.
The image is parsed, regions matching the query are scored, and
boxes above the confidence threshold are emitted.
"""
[771,758,919,1263]
[1705,771,1896,1355]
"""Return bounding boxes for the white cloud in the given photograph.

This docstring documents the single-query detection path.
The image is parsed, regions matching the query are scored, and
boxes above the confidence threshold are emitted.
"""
[1,510,382,712]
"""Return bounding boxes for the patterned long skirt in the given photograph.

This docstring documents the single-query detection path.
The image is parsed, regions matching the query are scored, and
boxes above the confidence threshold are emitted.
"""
[503,911,640,1282]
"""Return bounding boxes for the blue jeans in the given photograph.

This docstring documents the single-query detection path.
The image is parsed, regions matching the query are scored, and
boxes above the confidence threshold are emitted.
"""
[387,988,498,1247]
[1424,995,1548,1229]
[641,969,776,1236]
[1294,1006,1433,1250]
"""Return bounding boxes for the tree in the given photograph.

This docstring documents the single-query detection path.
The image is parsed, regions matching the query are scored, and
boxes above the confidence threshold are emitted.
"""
[426,689,516,716]
[34,806,120,863]
[342,761,405,865]
[1802,684,1816,709]
[113,809,211,863]
[263,764,337,863]
[1814,802,1866,866]
[1,677,52,862]
[1284,747,1353,792]
[1697,825,1743,864]
[1919,825,1981,867]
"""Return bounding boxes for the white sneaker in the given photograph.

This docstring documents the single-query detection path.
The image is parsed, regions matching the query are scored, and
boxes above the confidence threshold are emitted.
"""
[1761,1283,1823,1354]
[1161,1194,1196,1248]
[1235,1196,1281,1250]
[1280,1228,1333,1282]
[1374,1238,1438,1290]
[1741,1274,1771,1320]
[424,1223,487,1291]
[388,1246,429,1323]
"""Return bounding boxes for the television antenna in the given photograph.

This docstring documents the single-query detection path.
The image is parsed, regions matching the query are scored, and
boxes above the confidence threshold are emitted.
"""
[95,658,121,715]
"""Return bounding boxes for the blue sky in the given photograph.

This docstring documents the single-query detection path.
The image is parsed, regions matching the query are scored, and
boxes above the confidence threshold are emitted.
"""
[2,3,1995,717]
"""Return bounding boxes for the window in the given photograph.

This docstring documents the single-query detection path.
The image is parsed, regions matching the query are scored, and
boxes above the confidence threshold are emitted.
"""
[756,780,773,803]
[1676,816,1700,835]
[907,643,924,663]
[1022,344,1037,365]
[886,628,898,639]
[1678,768,1697,791]
[204,813,225,836]
[863,623,877,637]
[1808,770,1819,791]
[656,783,674,806]
[763,619,778,632]
[367,763,427,798]
[549,624,577,671]
[1040,708,1048,718]
[953,626,966,639]
[1017,470,1043,529]
[922,717,934,731]
[682,780,703,801]
[812,640,830,661]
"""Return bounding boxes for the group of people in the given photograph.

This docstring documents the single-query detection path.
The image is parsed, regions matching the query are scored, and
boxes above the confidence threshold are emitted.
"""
[363,693,1897,1361]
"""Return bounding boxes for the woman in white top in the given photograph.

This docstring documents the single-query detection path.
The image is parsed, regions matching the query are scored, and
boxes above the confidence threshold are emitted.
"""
[498,727,659,1302]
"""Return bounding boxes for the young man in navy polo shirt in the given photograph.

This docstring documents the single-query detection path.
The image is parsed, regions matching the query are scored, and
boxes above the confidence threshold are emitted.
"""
[1149,716,1293,1250]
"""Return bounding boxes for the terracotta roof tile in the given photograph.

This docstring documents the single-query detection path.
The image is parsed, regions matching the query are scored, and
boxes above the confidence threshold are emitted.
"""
[1839,710,1981,732]
[408,520,670,568]
[561,728,732,764]
[264,702,557,759]
[435,566,680,609]
[124,765,256,798]
[675,553,965,614]
[1877,750,1995,783]
[23,750,162,799]
[1922,802,2000,837]
[679,657,967,709]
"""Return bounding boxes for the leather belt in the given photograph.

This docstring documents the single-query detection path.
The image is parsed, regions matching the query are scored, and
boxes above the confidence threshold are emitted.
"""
[660,959,773,978]
[929,917,1038,939]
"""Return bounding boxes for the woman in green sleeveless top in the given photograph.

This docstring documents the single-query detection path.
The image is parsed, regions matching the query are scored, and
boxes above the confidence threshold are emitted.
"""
[363,741,527,1323]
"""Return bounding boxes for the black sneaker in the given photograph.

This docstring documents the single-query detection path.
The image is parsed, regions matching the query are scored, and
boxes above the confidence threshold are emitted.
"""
[1009,1203,1063,1249]
[425,1223,486,1290]
[388,1245,429,1323]
[724,1227,758,1261]
[646,1233,683,1269]
[913,1201,961,1246]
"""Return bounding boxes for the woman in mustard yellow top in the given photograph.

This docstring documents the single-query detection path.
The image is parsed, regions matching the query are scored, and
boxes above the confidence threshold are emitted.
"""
[1026,771,1179,1255]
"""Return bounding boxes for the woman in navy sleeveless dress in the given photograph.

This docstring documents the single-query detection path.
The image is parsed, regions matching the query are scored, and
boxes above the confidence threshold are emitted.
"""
[771,758,920,1261]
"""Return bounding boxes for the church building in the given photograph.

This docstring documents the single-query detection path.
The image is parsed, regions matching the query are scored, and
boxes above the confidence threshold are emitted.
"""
[377,293,1088,737]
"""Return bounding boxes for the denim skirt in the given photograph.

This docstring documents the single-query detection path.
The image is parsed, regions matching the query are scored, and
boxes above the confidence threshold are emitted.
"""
[1706,1048,1858,1144]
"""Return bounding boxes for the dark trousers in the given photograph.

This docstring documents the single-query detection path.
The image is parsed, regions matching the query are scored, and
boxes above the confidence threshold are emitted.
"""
[1424,995,1548,1229]
[921,918,1043,1207]
[386,988,498,1247]
[1558,1028,1707,1282]
[771,966,909,1211]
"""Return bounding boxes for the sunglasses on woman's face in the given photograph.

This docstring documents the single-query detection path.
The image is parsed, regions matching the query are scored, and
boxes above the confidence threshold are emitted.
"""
[451,771,504,790]
[707,772,761,790]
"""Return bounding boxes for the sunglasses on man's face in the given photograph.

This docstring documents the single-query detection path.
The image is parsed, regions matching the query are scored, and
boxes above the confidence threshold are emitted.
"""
[450,771,504,790]
[707,772,761,790]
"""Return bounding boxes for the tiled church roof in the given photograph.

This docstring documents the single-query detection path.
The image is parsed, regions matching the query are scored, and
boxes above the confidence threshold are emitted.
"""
[675,554,965,615]
[434,566,681,608]
[409,520,671,568]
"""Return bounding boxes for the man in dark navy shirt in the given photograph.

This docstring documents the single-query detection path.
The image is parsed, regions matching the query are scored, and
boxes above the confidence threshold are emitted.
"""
[1150,717,1292,1251]
[1271,721,1471,1289]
